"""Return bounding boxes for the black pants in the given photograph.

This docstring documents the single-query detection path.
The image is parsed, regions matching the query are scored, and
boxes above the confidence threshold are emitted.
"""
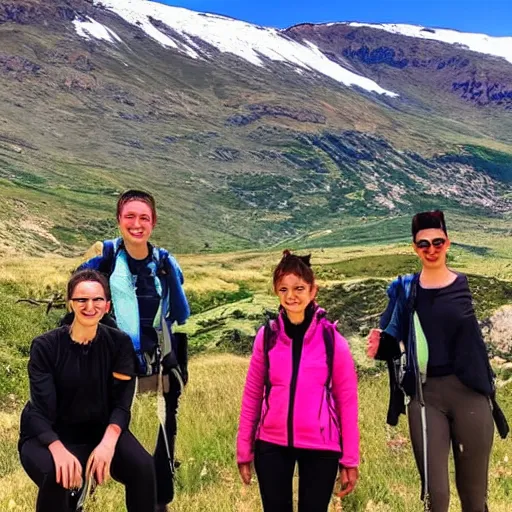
[408,375,494,512]
[153,371,182,505]
[19,430,156,512]
[254,440,340,512]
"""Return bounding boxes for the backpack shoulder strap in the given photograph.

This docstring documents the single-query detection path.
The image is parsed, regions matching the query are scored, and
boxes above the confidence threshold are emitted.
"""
[153,245,162,265]
[322,322,335,390]
[263,319,276,405]
[98,239,115,276]
[402,272,419,300]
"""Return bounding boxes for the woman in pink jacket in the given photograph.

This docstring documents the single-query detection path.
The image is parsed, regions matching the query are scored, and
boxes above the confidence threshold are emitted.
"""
[237,250,360,512]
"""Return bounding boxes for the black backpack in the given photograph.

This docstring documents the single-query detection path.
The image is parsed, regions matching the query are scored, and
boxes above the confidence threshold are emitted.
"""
[261,315,336,413]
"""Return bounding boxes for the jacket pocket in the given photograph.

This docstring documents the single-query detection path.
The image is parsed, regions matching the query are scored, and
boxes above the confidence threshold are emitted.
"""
[318,390,341,446]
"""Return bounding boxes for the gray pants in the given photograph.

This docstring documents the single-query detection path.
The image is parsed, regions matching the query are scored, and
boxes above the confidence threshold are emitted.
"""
[408,375,494,512]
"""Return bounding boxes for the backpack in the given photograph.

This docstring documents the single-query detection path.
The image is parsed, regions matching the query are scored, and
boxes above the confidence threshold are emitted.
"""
[83,239,189,385]
[262,315,336,411]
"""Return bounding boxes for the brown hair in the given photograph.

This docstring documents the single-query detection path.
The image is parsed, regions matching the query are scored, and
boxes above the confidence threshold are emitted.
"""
[116,189,157,225]
[411,210,447,240]
[273,249,315,290]
[67,269,111,301]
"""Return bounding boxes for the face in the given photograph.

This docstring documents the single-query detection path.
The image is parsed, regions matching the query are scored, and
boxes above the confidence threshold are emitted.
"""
[118,200,155,246]
[69,281,110,327]
[413,228,450,269]
[275,273,317,319]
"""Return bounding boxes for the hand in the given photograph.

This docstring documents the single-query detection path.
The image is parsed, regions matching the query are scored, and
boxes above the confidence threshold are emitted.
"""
[367,328,382,359]
[337,467,359,498]
[48,441,83,489]
[86,440,115,486]
[238,462,252,485]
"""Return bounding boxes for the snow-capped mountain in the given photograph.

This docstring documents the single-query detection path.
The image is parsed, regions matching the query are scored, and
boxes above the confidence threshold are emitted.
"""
[341,22,512,65]
[74,0,397,96]
[0,0,511,254]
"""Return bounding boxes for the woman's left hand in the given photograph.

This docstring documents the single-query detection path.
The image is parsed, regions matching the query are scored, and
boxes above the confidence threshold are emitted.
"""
[336,467,359,498]
[86,440,116,485]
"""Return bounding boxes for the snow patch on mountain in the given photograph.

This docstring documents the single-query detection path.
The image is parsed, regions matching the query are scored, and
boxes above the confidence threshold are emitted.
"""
[72,16,122,43]
[347,23,512,65]
[86,0,397,96]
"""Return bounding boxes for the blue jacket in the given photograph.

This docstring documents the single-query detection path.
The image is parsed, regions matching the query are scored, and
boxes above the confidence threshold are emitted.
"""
[376,274,417,425]
[78,238,190,374]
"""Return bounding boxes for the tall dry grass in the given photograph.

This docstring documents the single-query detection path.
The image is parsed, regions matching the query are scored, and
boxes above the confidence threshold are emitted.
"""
[1,355,510,511]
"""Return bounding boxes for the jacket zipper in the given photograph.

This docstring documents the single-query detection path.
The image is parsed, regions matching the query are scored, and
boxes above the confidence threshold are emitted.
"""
[287,336,303,447]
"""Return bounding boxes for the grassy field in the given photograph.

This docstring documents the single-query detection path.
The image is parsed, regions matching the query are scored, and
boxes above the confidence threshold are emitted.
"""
[0,355,510,512]
[0,238,511,511]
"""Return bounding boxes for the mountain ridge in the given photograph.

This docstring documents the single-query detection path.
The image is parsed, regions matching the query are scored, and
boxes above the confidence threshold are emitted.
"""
[0,0,510,255]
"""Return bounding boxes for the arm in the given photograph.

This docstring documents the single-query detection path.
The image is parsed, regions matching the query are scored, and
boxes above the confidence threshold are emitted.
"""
[27,336,83,489]
[452,278,494,396]
[332,333,360,469]
[236,327,266,465]
[164,252,191,326]
[76,254,103,272]
[108,332,137,431]
[26,339,60,446]
[369,279,405,361]
[87,332,136,485]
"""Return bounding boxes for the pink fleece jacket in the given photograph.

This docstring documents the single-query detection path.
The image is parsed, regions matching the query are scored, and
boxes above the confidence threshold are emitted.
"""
[236,308,360,467]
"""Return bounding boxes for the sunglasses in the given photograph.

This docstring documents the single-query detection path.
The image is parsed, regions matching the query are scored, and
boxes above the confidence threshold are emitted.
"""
[414,238,447,249]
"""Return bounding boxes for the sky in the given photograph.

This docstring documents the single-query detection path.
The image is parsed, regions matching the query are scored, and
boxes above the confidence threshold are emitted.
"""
[153,0,512,37]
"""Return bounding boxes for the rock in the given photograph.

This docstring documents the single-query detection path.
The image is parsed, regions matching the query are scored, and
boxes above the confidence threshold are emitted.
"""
[69,52,94,72]
[209,147,240,161]
[64,73,97,90]
[225,112,261,126]
[483,305,512,357]
[118,112,143,121]
[226,104,326,126]
[0,54,41,78]
[127,139,143,149]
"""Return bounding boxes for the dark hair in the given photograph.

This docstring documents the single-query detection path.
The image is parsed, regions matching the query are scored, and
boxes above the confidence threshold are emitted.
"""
[273,250,315,290]
[411,210,447,240]
[116,189,157,224]
[67,269,111,301]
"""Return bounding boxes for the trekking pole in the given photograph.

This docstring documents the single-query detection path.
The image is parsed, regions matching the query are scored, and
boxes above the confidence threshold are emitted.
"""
[157,371,175,475]
[157,316,184,474]
[74,472,94,512]
[420,402,431,511]
[416,376,431,512]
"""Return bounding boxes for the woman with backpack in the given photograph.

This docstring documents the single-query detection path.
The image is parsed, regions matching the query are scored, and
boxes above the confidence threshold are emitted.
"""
[367,210,509,512]
[19,269,156,512]
[237,250,360,512]
[78,190,190,512]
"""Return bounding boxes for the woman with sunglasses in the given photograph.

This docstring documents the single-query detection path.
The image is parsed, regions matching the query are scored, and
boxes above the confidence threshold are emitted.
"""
[367,210,508,512]
[19,269,156,512]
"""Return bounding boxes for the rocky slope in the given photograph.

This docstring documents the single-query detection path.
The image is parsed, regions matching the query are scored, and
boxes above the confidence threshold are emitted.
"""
[0,0,511,254]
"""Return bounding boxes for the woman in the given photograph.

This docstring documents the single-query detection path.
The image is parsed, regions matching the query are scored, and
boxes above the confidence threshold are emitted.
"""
[78,189,190,512]
[19,269,156,512]
[367,210,508,512]
[237,250,360,512]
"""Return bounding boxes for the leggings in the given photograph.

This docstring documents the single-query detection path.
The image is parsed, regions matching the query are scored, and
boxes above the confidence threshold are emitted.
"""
[19,430,156,512]
[254,440,340,512]
[408,375,494,512]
